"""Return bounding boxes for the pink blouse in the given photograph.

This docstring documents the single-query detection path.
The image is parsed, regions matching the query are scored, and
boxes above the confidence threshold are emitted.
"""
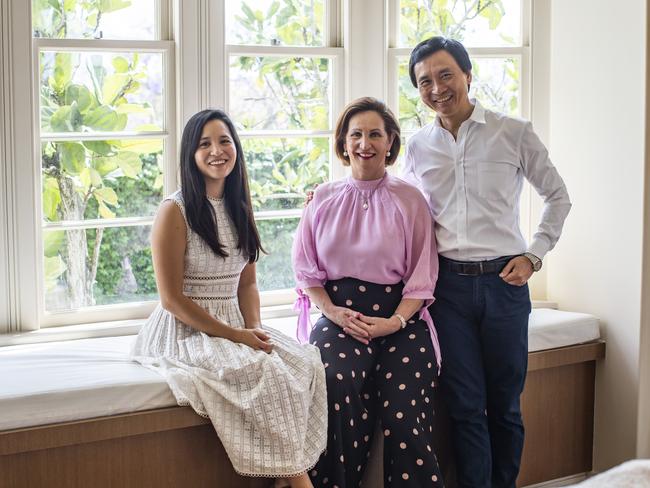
[292,173,441,371]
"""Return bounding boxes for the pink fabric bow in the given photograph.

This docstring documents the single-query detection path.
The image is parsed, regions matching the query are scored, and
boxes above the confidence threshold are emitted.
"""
[294,289,313,344]
[419,307,442,375]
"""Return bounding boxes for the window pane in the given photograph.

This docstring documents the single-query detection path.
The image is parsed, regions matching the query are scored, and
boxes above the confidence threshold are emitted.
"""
[398,57,435,131]
[39,51,164,133]
[244,137,329,211]
[471,57,520,116]
[229,56,331,130]
[397,56,520,130]
[41,139,164,222]
[44,225,156,312]
[32,0,156,40]
[398,0,521,48]
[226,0,325,47]
[256,218,299,291]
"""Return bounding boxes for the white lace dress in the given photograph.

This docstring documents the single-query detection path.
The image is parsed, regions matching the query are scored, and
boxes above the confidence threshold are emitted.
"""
[132,191,327,478]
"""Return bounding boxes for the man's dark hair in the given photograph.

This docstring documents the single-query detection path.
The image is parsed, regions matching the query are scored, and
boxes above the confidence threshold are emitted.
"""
[408,36,472,88]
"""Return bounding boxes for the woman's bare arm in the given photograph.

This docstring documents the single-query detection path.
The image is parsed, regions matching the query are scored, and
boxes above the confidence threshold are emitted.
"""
[152,201,270,351]
[237,262,262,329]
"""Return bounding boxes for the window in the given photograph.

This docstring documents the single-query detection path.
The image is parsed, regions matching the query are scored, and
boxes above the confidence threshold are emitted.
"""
[32,0,174,327]
[1,0,544,337]
[387,0,538,294]
[388,0,528,136]
[224,0,343,297]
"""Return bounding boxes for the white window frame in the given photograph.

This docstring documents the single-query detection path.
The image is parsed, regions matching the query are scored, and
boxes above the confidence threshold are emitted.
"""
[386,0,532,121]
[177,0,345,308]
[3,1,176,331]
[0,0,551,338]
[385,0,548,299]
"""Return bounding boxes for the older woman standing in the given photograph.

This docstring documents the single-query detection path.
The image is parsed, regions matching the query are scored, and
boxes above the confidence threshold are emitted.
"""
[292,97,444,488]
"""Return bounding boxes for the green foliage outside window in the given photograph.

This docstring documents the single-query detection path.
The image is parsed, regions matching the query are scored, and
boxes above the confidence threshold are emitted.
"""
[398,0,520,130]
[34,0,522,310]
[35,0,163,311]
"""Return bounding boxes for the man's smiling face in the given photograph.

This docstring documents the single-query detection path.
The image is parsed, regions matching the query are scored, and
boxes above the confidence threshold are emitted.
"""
[414,49,473,122]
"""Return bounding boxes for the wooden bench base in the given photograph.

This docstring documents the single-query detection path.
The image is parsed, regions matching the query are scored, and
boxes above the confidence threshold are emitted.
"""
[0,341,605,488]
[518,341,605,486]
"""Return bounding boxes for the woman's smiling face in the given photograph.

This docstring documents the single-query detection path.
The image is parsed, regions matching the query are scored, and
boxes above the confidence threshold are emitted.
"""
[344,110,394,178]
[194,119,237,195]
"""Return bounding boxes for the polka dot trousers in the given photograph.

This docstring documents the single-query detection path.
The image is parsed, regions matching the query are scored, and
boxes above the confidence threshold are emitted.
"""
[309,278,444,488]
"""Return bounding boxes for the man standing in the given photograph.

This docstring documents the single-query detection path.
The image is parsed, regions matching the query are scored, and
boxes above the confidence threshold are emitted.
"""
[402,36,571,488]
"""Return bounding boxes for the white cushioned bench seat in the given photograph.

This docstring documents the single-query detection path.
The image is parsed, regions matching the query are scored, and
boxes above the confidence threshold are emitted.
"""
[0,335,175,431]
[528,308,600,352]
[0,309,601,432]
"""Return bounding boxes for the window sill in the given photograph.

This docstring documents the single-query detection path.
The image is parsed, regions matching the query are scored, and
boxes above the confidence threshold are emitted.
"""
[0,300,557,347]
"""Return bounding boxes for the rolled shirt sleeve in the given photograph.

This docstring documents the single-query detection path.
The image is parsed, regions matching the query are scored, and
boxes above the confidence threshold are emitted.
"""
[519,122,572,260]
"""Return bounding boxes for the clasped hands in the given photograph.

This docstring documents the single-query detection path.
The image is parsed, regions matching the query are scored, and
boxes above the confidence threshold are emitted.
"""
[324,305,401,345]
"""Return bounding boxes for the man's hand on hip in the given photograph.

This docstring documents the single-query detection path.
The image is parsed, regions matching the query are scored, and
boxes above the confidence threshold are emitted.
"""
[499,256,533,286]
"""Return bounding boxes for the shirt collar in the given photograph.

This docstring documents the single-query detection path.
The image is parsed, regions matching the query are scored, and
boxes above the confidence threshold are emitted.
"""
[433,98,486,129]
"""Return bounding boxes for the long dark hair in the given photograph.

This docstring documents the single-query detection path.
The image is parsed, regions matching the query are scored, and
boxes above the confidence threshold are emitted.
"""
[179,109,263,262]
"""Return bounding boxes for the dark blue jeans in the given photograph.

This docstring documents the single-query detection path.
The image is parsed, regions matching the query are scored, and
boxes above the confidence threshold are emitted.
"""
[430,260,531,488]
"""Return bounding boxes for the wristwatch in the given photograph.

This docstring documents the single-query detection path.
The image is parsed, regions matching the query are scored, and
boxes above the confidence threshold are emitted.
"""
[522,252,542,272]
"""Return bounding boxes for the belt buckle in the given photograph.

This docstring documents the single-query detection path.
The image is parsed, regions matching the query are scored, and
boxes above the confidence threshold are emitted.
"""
[457,262,480,276]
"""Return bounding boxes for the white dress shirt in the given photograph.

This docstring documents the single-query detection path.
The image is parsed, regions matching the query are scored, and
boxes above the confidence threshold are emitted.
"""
[402,99,571,262]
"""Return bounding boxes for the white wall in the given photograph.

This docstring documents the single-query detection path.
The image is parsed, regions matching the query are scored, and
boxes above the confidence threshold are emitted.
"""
[547,0,646,470]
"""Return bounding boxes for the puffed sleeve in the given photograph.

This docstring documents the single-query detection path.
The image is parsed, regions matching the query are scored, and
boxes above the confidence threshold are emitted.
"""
[395,182,442,373]
[292,196,327,290]
[398,188,438,305]
[291,193,328,343]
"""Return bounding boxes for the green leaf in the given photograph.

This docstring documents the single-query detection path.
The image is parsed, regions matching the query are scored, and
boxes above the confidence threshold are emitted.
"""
[51,53,73,95]
[308,146,321,161]
[114,138,162,155]
[115,151,142,178]
[83,140,112,156]
[267,1,280,18]
[279,149,301,165]
[58,142,86,174]
[44,255,67,291]
[50,105,74,131]
[272,168,288,185]
[115,103,148,115]
[43,230,65,257]
[92,156,119,176]
[102,73,129,105]
[241,3,257,22]
[83,105,120,130]
[48,101,82,132]
[112,56,130,73]
[65,84,95,113]
[42,176,61,221]
[99,0,131,14]
[153,174,163,190]
[97,200,116,219]
[115,113,128,131]
[94,186,118,205]
[80,167,102,190]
